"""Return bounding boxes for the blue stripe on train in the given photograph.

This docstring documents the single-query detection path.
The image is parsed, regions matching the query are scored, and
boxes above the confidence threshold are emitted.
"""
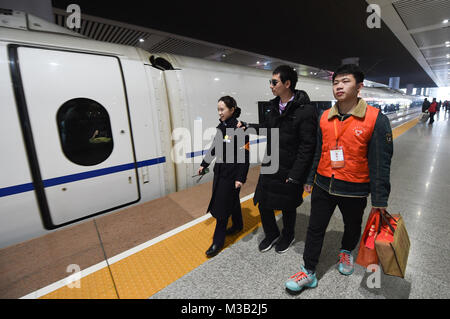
[1,138,267,198]
[0,183,35,197]
[0,156,166,198]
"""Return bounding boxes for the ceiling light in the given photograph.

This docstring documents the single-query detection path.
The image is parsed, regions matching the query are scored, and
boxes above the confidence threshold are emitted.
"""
[139,39,144,42]
[256,61,260,64]
[264,62,268,66]
[443,19,449,24]
[221,54,226,58]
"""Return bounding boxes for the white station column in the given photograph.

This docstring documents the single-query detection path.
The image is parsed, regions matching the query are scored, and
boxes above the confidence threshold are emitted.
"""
[406,84,414,95]
[389,77,400,90]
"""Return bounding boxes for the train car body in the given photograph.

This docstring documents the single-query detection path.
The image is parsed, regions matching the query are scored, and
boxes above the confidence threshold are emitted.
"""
[0,10,423,248]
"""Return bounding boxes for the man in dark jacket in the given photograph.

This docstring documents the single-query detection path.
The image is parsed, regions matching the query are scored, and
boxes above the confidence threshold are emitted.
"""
[422,98,430,113]
[240,65,317,254]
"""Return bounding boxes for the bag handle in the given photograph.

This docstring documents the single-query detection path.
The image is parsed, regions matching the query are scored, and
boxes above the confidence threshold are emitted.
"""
[382,210,396,221]
[377,209,396,235]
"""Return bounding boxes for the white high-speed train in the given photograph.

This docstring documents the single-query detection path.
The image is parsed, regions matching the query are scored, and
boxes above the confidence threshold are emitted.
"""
[0,10,423,249]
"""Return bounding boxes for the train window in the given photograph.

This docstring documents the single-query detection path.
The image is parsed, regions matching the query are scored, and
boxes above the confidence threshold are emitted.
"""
[56,98,114,166]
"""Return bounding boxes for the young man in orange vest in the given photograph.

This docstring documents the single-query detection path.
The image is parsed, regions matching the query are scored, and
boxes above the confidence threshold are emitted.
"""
[285,64,393,293]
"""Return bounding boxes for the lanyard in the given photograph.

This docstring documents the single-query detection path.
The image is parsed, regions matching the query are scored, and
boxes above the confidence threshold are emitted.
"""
[333,116,354,146]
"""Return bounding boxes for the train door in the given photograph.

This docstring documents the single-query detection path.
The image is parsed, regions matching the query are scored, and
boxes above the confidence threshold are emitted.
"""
[9,45,140,229]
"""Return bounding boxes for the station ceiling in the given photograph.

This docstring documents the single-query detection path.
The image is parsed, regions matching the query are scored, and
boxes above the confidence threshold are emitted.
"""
[52,0,449,88]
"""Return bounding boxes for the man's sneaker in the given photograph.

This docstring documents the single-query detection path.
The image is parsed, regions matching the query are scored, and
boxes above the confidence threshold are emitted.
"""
[275,236,295,254]
[285,266,318,293]
[258,235,280,252]
[338,250,354,275]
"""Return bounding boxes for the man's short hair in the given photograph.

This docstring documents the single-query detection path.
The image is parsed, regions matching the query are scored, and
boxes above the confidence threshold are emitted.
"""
[332,64,364,84]
[273,65,298,92]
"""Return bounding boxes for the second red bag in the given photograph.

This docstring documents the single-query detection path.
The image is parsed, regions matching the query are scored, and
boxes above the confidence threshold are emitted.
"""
[355,209,380,268]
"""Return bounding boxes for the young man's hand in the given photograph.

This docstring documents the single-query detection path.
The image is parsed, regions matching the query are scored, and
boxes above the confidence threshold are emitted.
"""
[371,207,387,214]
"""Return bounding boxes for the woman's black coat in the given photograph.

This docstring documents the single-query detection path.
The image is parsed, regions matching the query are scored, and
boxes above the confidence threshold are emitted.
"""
[201,116,250,219]
[247,90,317,210]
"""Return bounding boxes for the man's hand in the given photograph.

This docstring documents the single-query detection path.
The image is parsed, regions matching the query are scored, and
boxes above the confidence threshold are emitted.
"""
[371,207,387,214]
[235,181,243,189]
[304,184,313,193]
[237,121,246,130]
[198,166,204,175]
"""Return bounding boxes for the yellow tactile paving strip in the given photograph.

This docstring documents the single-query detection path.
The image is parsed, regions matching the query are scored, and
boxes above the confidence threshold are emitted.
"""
[40,199,277,299]
[39,115,420,299]
[392,117,419,139]
[41,267,118,299]
[110,199,267,299]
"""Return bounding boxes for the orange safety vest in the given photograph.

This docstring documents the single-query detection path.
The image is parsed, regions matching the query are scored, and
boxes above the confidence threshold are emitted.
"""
[317,105,379,183]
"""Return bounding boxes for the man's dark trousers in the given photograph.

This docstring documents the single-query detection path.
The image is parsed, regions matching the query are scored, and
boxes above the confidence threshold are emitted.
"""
[258,207,296,240]
[429,112,436,124]
[303,185,367,272]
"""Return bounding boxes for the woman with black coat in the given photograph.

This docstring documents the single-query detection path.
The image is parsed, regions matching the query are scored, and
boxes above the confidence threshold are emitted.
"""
[198,96,250,257]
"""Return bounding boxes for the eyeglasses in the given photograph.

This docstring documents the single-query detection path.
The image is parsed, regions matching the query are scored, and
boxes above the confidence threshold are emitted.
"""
[269,79,280,86]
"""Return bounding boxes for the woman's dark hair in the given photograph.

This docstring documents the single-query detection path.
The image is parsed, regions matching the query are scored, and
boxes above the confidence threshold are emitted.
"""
[273,65,298,93]
[332,64,364,84]
[218,95,241,118]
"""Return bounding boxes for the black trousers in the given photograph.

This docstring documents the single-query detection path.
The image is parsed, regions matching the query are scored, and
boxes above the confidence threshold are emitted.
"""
[258,207,296,240]
[213,199,243,247]
[303,185,367,272]
[429,112,436,123]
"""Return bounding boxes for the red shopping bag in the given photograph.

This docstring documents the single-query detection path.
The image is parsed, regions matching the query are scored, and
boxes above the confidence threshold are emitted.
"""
[376,215,398,243]
[355,209,381,268]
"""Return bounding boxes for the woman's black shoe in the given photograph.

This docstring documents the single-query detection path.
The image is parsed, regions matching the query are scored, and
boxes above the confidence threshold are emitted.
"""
[206,243,223,257]
[225,226,243,236]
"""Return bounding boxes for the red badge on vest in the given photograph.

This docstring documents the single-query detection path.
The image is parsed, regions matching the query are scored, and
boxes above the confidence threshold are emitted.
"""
[353,126,365,137]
